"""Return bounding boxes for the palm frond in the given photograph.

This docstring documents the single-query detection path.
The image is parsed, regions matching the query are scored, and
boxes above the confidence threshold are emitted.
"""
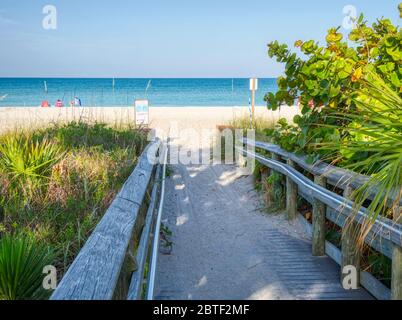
[314,71,402,246]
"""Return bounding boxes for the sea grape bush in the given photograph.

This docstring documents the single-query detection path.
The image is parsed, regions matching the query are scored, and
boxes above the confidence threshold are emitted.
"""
[264,12,401,165]
[262,8,401,283]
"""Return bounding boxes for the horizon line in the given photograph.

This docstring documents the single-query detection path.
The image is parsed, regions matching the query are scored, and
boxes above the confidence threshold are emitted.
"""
[0,76,279,79]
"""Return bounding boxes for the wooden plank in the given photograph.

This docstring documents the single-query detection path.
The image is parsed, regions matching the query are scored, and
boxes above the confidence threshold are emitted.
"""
[244,139,401,206]
[286,159,297,220]
[341,186,361,287]
[312,175,326,256]
[299,188,393,259]
[391,205,402,300]
[248,139,368,188]
[127,164,161,300]
[238,146,402,248]
[326,241,342,265]
[298,212,312,230]
[361,271,391,300]
[114,162,158,300]
[298,213,341,263]
[300,188,402,237]
[271,153,285,209]
[51,140,161,300]
[298,213,391,300]
[391,247,402,300]
[260,167,270,207]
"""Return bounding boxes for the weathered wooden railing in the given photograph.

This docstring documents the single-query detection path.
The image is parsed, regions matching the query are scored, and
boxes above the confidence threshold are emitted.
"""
[238,139,402,300]
[51,139,167,300]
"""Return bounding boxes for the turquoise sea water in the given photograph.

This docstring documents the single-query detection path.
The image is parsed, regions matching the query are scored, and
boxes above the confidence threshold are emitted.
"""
[0,78,278,107]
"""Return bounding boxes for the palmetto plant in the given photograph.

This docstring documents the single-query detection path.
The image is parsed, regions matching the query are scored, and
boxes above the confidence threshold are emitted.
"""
[317,72,402,244]
[0,136,63,193]
[0,235,54,300]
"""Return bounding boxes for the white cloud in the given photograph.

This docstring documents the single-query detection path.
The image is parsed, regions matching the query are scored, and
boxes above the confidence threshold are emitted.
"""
[0,10,16,25]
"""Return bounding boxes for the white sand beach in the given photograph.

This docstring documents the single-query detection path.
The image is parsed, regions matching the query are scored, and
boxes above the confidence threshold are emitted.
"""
[0,106,299,134]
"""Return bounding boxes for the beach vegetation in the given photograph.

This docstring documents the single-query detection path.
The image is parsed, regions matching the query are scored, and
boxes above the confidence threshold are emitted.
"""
[317,73,402,243]
[265,14,401,163]
[264,11,401,219]
[0,235,54,300]
[263,8,401,286]
[228,115,276,142]
[0,121,147,299]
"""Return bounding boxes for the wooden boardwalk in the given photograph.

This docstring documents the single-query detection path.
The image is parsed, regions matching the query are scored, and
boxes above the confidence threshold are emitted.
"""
[155,163,373,300]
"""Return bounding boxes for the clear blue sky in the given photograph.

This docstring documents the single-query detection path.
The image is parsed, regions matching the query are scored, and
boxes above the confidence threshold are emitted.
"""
[0,0,400,78]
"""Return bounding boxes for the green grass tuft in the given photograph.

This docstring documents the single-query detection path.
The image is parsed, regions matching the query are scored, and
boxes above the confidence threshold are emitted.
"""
[0,121,147,299]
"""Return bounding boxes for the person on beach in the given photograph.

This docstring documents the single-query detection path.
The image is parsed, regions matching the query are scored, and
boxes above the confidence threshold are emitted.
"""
[70,97,81,107]
[74,97,82,106]
[41,100,49,107]
[55,99,64,107]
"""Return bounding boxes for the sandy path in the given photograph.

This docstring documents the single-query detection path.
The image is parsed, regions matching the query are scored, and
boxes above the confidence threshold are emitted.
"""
[1,105,372,299]
[154,161,373,300]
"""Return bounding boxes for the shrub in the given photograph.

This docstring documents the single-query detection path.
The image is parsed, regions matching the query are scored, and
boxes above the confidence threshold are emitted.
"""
[0,135,63,196]
[0,235,54,300]
[265,11,401,163]
[0,121,147,286]
[316,72,402,240]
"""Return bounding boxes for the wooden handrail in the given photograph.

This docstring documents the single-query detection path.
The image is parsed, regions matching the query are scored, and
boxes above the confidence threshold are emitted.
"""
[238,139,402,300]
[127,163,161,300]
[238,146,402,248]
[245,139,401,206]
[51,139,162,300]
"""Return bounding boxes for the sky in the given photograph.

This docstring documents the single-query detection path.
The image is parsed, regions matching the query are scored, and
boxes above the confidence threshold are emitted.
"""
[0,0,400,78]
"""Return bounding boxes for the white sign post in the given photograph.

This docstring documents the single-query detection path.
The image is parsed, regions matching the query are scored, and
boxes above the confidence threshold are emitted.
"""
[135,99,149,126]
[249,78,258,126]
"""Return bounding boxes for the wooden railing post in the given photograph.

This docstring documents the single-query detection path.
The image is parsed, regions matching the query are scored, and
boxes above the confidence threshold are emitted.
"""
[286,159,297,220]
[391,205,402,300]
[113,235,138,299]
[50,141,161,300]
[242,139,402,299]
[312,175,326,256]
[236,137,246,168]
[271,153,285,209]
[114,170,154,299]
[260,167,270,207]
[341,186,360,287]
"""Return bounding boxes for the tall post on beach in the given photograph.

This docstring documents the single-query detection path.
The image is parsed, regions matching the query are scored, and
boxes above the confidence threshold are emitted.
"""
[249,78,258,128]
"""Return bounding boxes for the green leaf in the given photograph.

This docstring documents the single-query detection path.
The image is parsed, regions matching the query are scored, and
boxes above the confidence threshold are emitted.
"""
[329,86,341,98]
[305,79,316,90]
[0,235,54,300]
[301,40,316,54]
[386,47,402,62]
[390,72,400,87]
[326,31,343,43]
[370,47,380,58]
[320,80,329,89]
[338,70,350,79]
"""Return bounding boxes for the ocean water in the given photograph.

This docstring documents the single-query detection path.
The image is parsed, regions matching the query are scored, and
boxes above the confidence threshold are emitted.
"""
[0,78,278,107]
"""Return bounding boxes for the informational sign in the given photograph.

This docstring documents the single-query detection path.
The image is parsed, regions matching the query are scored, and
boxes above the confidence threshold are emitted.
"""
[249,78,258,126]
[249,78,258,91]
[135,99,149,126]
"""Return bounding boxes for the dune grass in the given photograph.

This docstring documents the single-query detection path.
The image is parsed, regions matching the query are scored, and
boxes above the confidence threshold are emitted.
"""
[227,115,276,142]
[0,122,148,298]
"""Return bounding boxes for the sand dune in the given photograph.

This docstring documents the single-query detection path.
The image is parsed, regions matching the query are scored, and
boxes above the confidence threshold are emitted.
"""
[0,106,299,134]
